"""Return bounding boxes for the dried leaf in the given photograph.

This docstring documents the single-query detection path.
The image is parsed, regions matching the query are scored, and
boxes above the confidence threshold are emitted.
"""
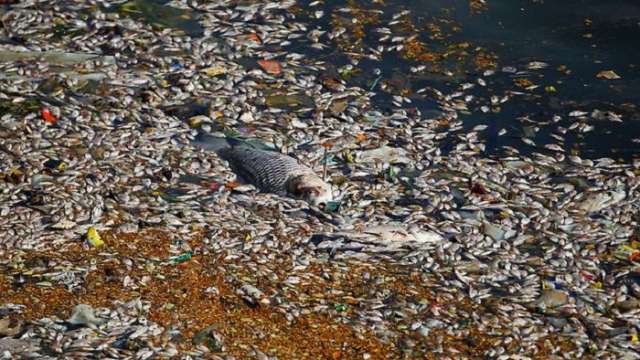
[225,181,240,190]
[201,65,226,77]
[596,70,621,80]
[257,59,281,75]
[246,33,262,44]
[355,132,367,142]
[470,182,488,195]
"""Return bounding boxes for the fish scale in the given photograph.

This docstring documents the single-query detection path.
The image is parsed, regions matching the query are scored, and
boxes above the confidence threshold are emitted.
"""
[219,145,312,196]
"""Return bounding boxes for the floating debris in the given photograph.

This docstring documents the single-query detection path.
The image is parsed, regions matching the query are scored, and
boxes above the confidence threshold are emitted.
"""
[0,0,638,358]
[596,70,621,80]
[67,304,105,329]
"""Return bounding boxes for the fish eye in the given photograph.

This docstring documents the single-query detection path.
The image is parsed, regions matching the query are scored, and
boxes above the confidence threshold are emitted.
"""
[303,188,320,197]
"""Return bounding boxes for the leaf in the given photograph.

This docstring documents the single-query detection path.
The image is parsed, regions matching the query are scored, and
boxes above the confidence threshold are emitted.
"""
[596,70,621,80]
[355,132,367,142]
[246,33,262,44]
[225,181,240,190]
[201,65,226,77]
[257,59,281,75]
[41,108,57,125]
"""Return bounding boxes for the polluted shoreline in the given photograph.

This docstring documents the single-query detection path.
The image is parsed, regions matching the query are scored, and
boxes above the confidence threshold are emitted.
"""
[1,0,639,359]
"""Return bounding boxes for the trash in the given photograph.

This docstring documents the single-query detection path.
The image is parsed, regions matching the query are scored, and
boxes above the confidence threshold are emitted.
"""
[170,251,192,264]
[41,108,57,125]
[67,304,104,329]
[324,201,341,213]
[257,59,282,75]
[358,146,411,164]
[596,70,621,80]
[334,303,347,313]
[86,227,104,248]
[209,181,221,191]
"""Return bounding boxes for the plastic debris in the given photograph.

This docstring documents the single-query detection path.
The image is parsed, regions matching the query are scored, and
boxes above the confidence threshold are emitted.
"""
[86,227,104,248]
[67,304,105,329]
[41,108,57,125]
[170,251,192,264]
[358,146,411,164]
[596,70,621,80]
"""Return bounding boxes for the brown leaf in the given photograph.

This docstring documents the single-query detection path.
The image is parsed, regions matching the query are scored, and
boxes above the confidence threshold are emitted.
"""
[355,133,367,142]
[596,70,621,80]
[225,181,240,190]
[470,182,488,195]
[246,33,262,44]
[257,59,282,75]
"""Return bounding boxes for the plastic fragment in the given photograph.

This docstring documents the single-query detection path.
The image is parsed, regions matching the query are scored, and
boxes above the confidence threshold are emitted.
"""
[67,304,104,329]
[41,108,57,125]
[86,227,104,247]
[334,304,347,312]
[171,251,192,264]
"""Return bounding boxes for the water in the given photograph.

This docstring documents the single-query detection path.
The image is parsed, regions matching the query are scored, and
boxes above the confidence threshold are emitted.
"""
[135,0,640,160]
[299,0,640,160]
[432,0,640,159]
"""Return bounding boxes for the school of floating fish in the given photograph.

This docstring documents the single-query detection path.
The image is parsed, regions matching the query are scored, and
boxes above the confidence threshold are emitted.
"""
[0,0,639,358]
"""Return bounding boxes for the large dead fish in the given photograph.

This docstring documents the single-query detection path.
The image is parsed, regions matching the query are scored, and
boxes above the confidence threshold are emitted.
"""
[193,133,333,207]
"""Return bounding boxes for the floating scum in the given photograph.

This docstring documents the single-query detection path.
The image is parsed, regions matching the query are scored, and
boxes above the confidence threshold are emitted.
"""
[0,0,639,359]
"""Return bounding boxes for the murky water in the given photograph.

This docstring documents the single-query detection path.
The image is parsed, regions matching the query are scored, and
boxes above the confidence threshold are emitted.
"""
[429,0,640,159]
[103,0,640,160]
[295,0,640,160]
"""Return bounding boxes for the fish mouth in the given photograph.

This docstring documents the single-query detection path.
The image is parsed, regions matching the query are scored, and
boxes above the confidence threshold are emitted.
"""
[310,191,333,208]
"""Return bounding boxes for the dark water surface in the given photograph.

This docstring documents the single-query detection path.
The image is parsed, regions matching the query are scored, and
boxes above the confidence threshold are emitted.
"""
[303,0,640,160]
[431,0,640,159]
[140,0,639,160]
